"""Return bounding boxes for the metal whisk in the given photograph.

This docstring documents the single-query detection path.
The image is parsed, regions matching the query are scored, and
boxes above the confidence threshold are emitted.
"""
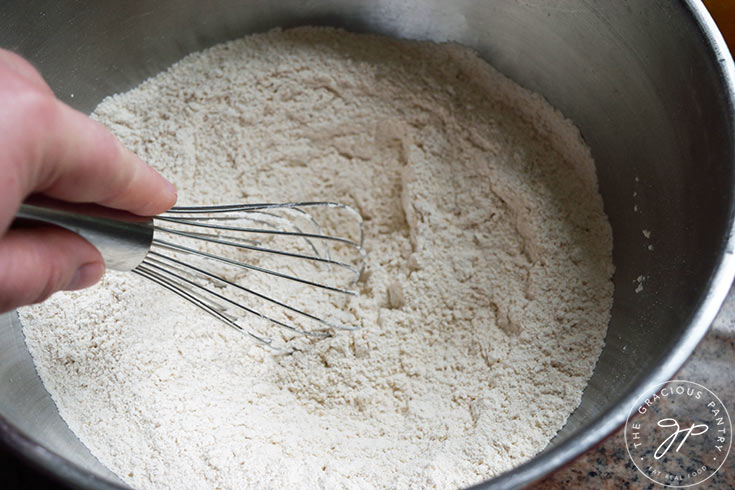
[16,201,366,351]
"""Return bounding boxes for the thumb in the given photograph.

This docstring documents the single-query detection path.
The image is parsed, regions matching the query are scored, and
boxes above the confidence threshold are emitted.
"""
[0,227,105,312]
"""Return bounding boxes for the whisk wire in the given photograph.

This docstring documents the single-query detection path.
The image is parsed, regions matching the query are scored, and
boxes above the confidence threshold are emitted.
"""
[142,201,364,351]
[144,251,356,332]
[151,237,359,295]
[132,266,279,349]
[155,216,361,247]
[163,201,365,249]
[154,226,359,276]
[137,258,332,338]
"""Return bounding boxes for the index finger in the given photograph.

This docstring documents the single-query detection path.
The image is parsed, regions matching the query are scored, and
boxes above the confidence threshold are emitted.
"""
[35,101,178,216]
[1,89,177,223]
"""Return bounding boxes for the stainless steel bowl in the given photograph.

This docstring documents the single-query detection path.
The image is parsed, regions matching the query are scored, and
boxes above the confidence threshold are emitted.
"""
[1,1,734,488]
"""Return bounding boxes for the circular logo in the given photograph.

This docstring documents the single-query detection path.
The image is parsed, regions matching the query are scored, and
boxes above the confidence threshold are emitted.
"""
[625,380,732,487]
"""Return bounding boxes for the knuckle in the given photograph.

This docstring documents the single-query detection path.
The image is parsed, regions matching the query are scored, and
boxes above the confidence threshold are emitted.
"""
[92,127,123,164]
[98,142,140,204]
[85,126,130,189]
[14,89,60,139]
[0,49,46,85]
[1,82,56,135]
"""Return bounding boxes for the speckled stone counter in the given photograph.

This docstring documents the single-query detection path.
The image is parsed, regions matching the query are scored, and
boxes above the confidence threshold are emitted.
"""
[534,287,735,489]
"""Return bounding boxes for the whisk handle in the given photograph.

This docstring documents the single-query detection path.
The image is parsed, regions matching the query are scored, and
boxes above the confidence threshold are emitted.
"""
[15,202,154,271]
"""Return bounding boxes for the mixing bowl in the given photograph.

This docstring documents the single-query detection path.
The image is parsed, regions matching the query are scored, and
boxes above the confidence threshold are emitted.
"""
[1,1,734,488]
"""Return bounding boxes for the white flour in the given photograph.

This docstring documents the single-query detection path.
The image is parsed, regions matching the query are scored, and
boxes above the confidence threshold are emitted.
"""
[20,28,614,489]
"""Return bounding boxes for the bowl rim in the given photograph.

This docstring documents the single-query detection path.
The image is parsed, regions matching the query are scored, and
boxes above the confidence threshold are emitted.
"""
[0,413,126,490]
[1,0,734,489]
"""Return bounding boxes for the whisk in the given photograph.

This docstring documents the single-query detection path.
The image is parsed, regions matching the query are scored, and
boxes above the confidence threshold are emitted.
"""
[15,200,366,351]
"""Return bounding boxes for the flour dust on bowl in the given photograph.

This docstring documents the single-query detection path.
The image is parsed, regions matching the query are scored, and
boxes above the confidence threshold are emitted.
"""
[1,2,735,490]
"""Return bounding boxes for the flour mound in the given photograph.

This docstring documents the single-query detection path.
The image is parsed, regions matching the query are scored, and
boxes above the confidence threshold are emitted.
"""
[21,27,614,489]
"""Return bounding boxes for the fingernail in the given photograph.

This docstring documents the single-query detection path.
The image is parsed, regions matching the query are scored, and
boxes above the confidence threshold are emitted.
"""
[163,178,178,205]
[67,262,105,291]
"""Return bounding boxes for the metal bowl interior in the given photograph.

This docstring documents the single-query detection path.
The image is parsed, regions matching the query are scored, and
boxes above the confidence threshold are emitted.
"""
[1,1,734,488]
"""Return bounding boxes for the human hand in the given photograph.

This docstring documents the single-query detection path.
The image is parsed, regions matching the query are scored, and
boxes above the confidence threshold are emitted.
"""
[0,48,177,312]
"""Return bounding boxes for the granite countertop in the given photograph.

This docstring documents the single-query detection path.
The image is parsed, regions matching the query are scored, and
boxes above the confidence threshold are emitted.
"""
[534,287,735,489]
